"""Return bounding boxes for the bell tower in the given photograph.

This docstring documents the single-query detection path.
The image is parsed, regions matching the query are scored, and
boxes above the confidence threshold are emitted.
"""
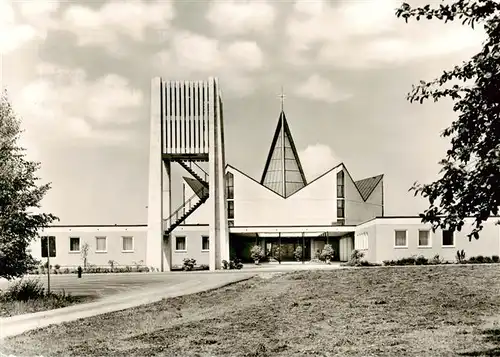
[147,77,229,271]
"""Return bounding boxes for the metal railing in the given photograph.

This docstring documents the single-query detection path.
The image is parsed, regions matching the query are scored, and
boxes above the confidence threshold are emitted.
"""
[163,186,208,230]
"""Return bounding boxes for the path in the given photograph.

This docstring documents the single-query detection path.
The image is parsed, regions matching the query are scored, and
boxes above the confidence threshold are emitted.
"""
[0,272,254,339]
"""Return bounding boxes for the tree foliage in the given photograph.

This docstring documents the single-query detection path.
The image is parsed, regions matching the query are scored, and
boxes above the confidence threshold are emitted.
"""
[396,1,500,240]
[0,90,58,280]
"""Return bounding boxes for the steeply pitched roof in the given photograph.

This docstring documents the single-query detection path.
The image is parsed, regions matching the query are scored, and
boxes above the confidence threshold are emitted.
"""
[260,111,307,198]
[354,174,383,201]
[183,177,208,199]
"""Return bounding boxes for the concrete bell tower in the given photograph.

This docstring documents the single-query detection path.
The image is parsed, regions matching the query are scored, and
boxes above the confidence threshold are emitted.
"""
[147,77,229,271]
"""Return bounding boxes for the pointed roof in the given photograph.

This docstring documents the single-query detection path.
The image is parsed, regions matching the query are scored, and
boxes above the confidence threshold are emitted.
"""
[354,174,383,201]
[260,111,307,198]
[183,177,208,198]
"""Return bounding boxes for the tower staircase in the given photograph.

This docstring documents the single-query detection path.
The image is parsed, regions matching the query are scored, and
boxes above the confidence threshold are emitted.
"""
[163,159,209,236]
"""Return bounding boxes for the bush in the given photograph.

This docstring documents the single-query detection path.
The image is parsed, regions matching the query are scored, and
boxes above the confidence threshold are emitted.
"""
[476,255,485,263]
[250,245,265,262]
[484,256,493,263]
[183,258,196,271]
[344,250,365,267]
[456,249,466,264]
[320,244,335,262]
[222,258,243,270]
[2,278,45,302]
[429,254,443,265]
[293,246,303,261]
[415,255,428,265]
[493,255,499,263]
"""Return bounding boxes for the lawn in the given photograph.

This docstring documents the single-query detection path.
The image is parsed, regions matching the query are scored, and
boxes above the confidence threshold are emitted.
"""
[3,265,500,356]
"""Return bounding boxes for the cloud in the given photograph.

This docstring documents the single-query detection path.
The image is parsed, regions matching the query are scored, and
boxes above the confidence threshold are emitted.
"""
[60,0,175,47]
[286,0,485,69]
[294,74,352,103]
[0,0,36,53]
[206,0,276,36]
[299,144,338,181]
[14,63,143,145]
[156,31,265,96]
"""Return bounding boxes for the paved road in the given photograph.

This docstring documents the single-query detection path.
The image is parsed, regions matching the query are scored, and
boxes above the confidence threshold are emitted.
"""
[0,272,255,339]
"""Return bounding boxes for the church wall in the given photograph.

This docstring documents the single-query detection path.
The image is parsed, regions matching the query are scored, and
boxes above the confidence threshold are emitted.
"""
[31,226,147,269]
[229,166,340,226]
[344,171,383,225]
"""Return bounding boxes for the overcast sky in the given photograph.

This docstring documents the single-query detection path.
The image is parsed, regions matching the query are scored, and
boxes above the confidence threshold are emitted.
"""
[1,0,485,225]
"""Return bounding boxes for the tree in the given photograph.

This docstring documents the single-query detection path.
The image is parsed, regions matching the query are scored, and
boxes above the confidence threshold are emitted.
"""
[396,1,500,240]
[81,242,90,269]
[0,90,58,280]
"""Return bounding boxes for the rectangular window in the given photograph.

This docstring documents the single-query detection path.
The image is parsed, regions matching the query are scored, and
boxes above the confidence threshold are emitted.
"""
[176,236,186,251]
[69,237,80,252]
[418,230,431,247]
[336,199,345,218]
[122,236,134,252]
[202,236,209,251]
[394,230,407,247]
[442,230,454,246]
[227,200,234,219]
[226,172,234,199]
[96,236,107,252]
[337,171,345,198]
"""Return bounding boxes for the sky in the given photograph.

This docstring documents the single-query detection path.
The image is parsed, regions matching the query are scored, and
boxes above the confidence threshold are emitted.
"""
[0,0,486,225]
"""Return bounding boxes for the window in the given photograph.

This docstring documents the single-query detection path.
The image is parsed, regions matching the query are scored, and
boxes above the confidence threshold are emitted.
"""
[96,236,107,252]
[176,236,186,251]
[337,199,345,218]
[418,230,431,247]
[227,200,234,219]
[122,236,134,252]
[442,230,454,246]
[226,172,234,199]
[337,171,345,198]
[69,237,80,252]
[202,236,209,251]
[394,230,407,247]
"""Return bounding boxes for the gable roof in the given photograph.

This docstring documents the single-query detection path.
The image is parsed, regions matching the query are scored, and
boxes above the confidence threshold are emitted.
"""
[354,174,384,201]
[183,177,208,199]
[260,111,307,198]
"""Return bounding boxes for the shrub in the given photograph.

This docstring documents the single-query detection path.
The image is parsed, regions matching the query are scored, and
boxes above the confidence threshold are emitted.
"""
[293,246,303,261]
[320,244,335,262]
[344,250,365,266]
[456,249,466,264]
[313,249,321,260]
[493,255,499,263]
[3,278,45,301]
[429,254,443,265]
[183,258,196,271]
[415,255,428,265]
[476,255,485,263]
[250,245,265,263]
[108,260,117,270]
[199,264,209,270]
[63,268,70,274]
[222,258,243,270]
[54,264,61,270]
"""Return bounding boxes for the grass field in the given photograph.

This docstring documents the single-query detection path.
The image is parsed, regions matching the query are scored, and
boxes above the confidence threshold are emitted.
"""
[3,265,500,356]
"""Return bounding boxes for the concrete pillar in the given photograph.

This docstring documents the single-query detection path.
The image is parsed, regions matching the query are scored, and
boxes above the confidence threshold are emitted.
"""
[147,77,165,272]
[208,77,229,270]
[162,160,171,271]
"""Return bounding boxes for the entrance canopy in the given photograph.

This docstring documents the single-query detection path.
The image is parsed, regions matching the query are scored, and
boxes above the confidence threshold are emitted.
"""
[229,225,356,235]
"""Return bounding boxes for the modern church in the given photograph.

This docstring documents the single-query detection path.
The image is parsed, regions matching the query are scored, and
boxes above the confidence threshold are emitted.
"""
[32,78,500,271]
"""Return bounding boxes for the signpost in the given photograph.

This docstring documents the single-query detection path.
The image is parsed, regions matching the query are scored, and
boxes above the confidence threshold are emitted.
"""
[41,236,56,294]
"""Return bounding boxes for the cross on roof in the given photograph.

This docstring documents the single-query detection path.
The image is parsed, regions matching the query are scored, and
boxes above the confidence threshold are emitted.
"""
[278,86,286,112]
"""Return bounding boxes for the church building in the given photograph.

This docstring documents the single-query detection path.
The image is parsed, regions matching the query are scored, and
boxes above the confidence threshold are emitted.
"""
[31,77,500,271]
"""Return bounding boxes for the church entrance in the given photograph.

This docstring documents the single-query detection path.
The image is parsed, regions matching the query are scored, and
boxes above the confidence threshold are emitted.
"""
[265,237,311,262]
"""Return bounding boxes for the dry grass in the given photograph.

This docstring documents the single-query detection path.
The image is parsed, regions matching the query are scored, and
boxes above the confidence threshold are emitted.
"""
[3,265,500,356]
